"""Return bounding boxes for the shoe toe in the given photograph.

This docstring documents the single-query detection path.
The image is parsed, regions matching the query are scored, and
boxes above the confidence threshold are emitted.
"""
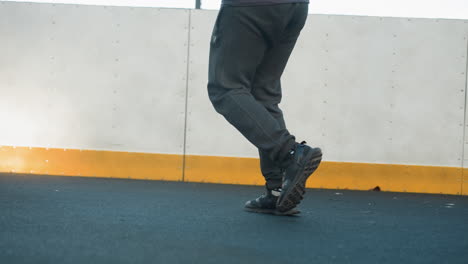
[244,200,254,208]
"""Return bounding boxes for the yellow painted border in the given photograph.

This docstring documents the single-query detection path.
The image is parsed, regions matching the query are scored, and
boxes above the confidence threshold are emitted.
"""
[312,161,463,195]
[0,146,465,195]
[0,146,183,181]
[184,155,264,186]
[184,155,464,195]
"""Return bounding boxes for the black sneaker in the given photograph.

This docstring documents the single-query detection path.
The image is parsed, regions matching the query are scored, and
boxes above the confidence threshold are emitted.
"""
[276,141,322,212]
[244,187,300,216]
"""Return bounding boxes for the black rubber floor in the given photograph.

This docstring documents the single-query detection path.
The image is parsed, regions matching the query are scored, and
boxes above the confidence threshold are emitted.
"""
[1,173,467,264]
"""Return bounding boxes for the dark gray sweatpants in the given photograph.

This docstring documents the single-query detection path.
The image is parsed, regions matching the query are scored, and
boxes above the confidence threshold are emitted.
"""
[207,3,309,189]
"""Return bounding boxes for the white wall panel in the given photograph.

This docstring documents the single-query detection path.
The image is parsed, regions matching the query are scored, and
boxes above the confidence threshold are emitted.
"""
[187,10,468,166]
[185,9,258,157]
[0,2,189,154]
[283,16,467,166]
[1,3,467,167]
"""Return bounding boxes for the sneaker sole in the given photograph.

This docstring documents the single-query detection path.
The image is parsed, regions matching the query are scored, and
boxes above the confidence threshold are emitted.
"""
[244,207,301,216]
[277,148,322,212]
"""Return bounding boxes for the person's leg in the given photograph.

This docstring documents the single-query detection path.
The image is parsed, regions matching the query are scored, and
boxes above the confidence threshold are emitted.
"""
[255,81,286,190]
[251,4,309,189]
[207,5,297,166]
[238,3,322,214]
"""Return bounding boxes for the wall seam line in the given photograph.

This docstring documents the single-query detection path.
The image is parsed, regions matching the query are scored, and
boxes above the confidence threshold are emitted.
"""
[182,10,192,182]
[462,35,468,195]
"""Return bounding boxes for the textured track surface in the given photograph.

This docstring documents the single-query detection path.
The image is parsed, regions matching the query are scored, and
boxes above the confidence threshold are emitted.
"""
[1,173,468,264]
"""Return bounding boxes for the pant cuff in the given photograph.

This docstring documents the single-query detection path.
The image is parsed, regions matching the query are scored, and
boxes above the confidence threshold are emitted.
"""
[266,180,282,190]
